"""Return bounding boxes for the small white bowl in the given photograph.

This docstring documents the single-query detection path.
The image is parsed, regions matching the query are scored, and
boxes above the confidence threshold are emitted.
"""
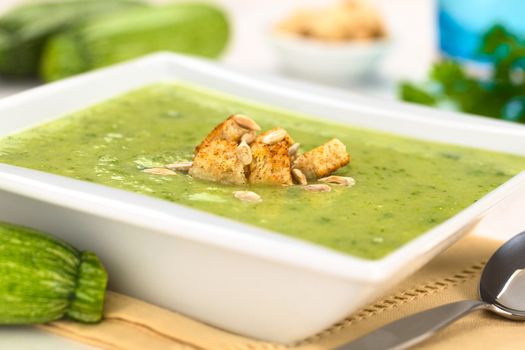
[270,33,390,84]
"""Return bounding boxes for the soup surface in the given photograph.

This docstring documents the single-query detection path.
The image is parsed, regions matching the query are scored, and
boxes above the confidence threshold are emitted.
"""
[0,83,523,259]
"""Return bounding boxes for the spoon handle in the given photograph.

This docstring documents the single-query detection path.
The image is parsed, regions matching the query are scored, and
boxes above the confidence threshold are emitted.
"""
[336,300,487,350]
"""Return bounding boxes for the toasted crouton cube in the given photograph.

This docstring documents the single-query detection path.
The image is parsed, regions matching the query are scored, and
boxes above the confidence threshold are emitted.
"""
[189,139,247,185]
[293,138,350,179]
[195,115,258,153]
[248,128,294,185]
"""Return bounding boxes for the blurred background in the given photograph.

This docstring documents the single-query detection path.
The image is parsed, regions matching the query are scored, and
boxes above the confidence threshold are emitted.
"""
[0,0,524,122]
[0,0,436,98]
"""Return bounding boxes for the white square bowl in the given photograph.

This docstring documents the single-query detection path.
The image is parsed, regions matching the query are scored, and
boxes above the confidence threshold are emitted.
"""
[0,53,524,344]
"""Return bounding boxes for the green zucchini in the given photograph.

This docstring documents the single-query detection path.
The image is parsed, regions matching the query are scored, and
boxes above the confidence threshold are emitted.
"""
[0,0,146,78]
[0,222,107,324]
[40,2,229,81]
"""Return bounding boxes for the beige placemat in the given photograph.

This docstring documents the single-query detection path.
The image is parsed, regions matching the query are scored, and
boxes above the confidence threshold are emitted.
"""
[38,235,525,350]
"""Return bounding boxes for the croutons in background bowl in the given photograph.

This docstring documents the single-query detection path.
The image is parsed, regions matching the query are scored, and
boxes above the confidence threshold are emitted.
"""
[270,0,390,83]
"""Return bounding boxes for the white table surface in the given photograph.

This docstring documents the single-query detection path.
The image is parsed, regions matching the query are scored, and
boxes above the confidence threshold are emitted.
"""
[0,0,524,349]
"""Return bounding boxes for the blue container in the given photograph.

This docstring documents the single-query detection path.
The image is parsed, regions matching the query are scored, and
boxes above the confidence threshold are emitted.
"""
[438,0,525,62]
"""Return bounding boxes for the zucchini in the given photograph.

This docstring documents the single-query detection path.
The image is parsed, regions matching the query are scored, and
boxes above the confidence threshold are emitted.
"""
[0,0,146,78]
[40,2,229,81]
[0,222,107,324]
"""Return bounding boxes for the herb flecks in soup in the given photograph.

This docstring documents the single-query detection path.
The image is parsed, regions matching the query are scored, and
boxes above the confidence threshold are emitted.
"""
[0,83,523,259]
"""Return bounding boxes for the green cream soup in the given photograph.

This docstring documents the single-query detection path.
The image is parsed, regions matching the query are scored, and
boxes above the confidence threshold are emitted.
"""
[0,83,524,259]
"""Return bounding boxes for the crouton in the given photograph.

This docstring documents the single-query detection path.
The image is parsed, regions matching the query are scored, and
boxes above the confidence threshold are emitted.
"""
[189,139,247,185]
[248,128,294,185]
[293,138,350,179]
[195,115,259,153]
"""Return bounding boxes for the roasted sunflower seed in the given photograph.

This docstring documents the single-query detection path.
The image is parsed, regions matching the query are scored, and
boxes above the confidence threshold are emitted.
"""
[261,128,287,145]
[165,161,193,172]
[291,168,307,185]
[232,114,261,131]
[241,130,256,144]
[237,140,253,165]
[288,143,300,156]
[318,176,356,187]
[302,184,331,192]
[143,167,177,176]
[233,190,262,203]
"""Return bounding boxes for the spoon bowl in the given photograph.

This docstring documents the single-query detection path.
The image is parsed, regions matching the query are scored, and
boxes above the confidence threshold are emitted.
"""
[480,231,525,319]
[338,231,525,350]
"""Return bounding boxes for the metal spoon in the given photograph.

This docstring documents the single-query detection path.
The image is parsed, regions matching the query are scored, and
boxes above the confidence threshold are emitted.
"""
[337,231,525,350]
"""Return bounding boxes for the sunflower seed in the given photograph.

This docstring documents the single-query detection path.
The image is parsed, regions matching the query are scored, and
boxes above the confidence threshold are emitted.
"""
[165,161,193,172]
[302,184,331,192]
[261,128,287,145]
[292,168,307,185]
[241,130,256,144]
[232,114,261,131]
[237,140,253,165]
[318,176,356,187]
[143,167,177,176]
[233,190,262,203]
[288,143,300,156]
